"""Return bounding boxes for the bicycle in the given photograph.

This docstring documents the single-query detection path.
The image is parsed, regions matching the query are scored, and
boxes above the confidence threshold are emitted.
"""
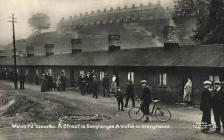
[128,98,171,122]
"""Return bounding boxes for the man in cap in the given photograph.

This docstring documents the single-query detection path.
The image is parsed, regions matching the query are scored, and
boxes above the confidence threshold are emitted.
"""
[125,80,135,107]
[78,73,86,95]
[62,72,67,91]
[212,81,224,133]
[200,80,212,132]
[85,72,92,94]
[18,71,26,90]
[41,74,47,92]
[140,80,152,122]
[102,73,110,97]
[115,87,125,111]
[221,81,224,133]
[92,75,99,99]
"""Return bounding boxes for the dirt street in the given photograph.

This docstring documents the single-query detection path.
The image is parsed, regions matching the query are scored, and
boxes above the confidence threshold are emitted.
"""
[0,80,223,140]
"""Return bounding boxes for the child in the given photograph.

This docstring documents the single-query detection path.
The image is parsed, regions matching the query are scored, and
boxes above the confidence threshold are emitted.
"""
[115,87,125,111]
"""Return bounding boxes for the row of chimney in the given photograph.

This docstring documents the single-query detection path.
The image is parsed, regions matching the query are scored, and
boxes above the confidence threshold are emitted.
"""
[25,35,121,57]
[12,20,179,57]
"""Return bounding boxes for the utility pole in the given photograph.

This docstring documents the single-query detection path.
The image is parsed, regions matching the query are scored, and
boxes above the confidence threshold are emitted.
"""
[9,13,18,89]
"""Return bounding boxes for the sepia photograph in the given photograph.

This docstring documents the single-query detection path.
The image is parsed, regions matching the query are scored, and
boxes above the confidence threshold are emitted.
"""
[0,0,224,139]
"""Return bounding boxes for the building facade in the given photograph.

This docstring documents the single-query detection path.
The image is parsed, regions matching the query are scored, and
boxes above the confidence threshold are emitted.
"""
[0,44,224,104]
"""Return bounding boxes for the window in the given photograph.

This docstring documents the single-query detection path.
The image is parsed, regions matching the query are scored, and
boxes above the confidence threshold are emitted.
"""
[100,71,104,81]
[209,75,219,82]
[128,72,134,82]
[159,73,167,86]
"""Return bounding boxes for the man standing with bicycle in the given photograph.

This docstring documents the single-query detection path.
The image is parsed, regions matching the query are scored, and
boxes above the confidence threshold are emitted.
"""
[140,80,152,122]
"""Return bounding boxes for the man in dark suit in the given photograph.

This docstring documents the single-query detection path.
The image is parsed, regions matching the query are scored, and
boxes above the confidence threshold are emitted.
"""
[102,74,110,97]
[12,72,18,89]
[212,81,224,133]
[200,80,212,132]
[125,80,135,107]
[60,72,66,91]
[115,87,125,111]
[19,72,26,89]
[85,72,92,94]
[78,74,86,95]
[221,81,224,133]
[140,80,152,122]
[92,75,99,99]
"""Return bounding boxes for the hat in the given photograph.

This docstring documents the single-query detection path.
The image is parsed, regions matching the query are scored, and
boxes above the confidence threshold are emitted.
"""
[203,80,212,85]
[140,80,148,84]
[214,81,221,85]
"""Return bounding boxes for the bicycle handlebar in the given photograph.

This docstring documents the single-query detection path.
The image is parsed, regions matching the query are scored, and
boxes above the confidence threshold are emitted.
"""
[136,97,160,103]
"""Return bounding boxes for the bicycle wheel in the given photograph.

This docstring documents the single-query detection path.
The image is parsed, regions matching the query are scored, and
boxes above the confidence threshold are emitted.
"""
[155,106,171,122]
[128,107,144,121]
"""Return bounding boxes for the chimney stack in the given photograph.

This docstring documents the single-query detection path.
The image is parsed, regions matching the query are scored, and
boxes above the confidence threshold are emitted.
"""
[108,34,121,52]
[26,46,34,57]
[163,19,179,49]
[132,4,136,8]
[71,39,82,53]
[110,7,113,11]
[45,43,55,56]
[140,3,144,7]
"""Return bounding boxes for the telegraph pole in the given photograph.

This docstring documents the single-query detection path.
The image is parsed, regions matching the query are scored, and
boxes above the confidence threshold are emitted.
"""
[9,13,18,89]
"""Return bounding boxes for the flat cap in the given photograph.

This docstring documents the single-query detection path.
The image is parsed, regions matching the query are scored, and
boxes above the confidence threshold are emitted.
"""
[203,80,212,85]
[214,81,221,85]
[140,80,148,84]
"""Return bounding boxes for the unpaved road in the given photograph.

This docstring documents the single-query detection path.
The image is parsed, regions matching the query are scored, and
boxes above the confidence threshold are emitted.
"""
[0,80,223,140]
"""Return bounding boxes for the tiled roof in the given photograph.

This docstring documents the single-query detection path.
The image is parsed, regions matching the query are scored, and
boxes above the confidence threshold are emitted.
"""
[0,45,224,67]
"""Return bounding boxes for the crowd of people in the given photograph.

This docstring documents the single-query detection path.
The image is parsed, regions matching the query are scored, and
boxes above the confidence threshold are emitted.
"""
[5,70,224,128]
[41,72,66,92]
[7,71,26,90]
[200,80,224,133]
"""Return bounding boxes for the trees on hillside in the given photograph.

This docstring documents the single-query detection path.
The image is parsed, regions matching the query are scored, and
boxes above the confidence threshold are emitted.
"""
[28,13,51,34]
[192,0,224,44]
[174,0,224,44]
[173,0,199,17]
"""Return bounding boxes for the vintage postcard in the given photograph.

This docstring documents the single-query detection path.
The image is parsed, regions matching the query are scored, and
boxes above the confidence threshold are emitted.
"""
[0,0,224,139]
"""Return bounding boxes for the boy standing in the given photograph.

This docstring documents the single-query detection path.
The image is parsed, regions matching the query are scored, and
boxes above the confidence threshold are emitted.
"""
[116,88,125,111]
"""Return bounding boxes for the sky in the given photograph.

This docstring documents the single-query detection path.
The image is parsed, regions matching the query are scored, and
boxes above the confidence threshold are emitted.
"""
[0,0,174,46]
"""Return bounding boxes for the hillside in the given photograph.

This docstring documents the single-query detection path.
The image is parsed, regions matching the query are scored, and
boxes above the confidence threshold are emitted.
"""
[3,17,196,56]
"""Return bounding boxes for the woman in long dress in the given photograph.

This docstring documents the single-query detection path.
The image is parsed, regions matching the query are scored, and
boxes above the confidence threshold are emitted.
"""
[183,78,192,104]
[110,75,117,96]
